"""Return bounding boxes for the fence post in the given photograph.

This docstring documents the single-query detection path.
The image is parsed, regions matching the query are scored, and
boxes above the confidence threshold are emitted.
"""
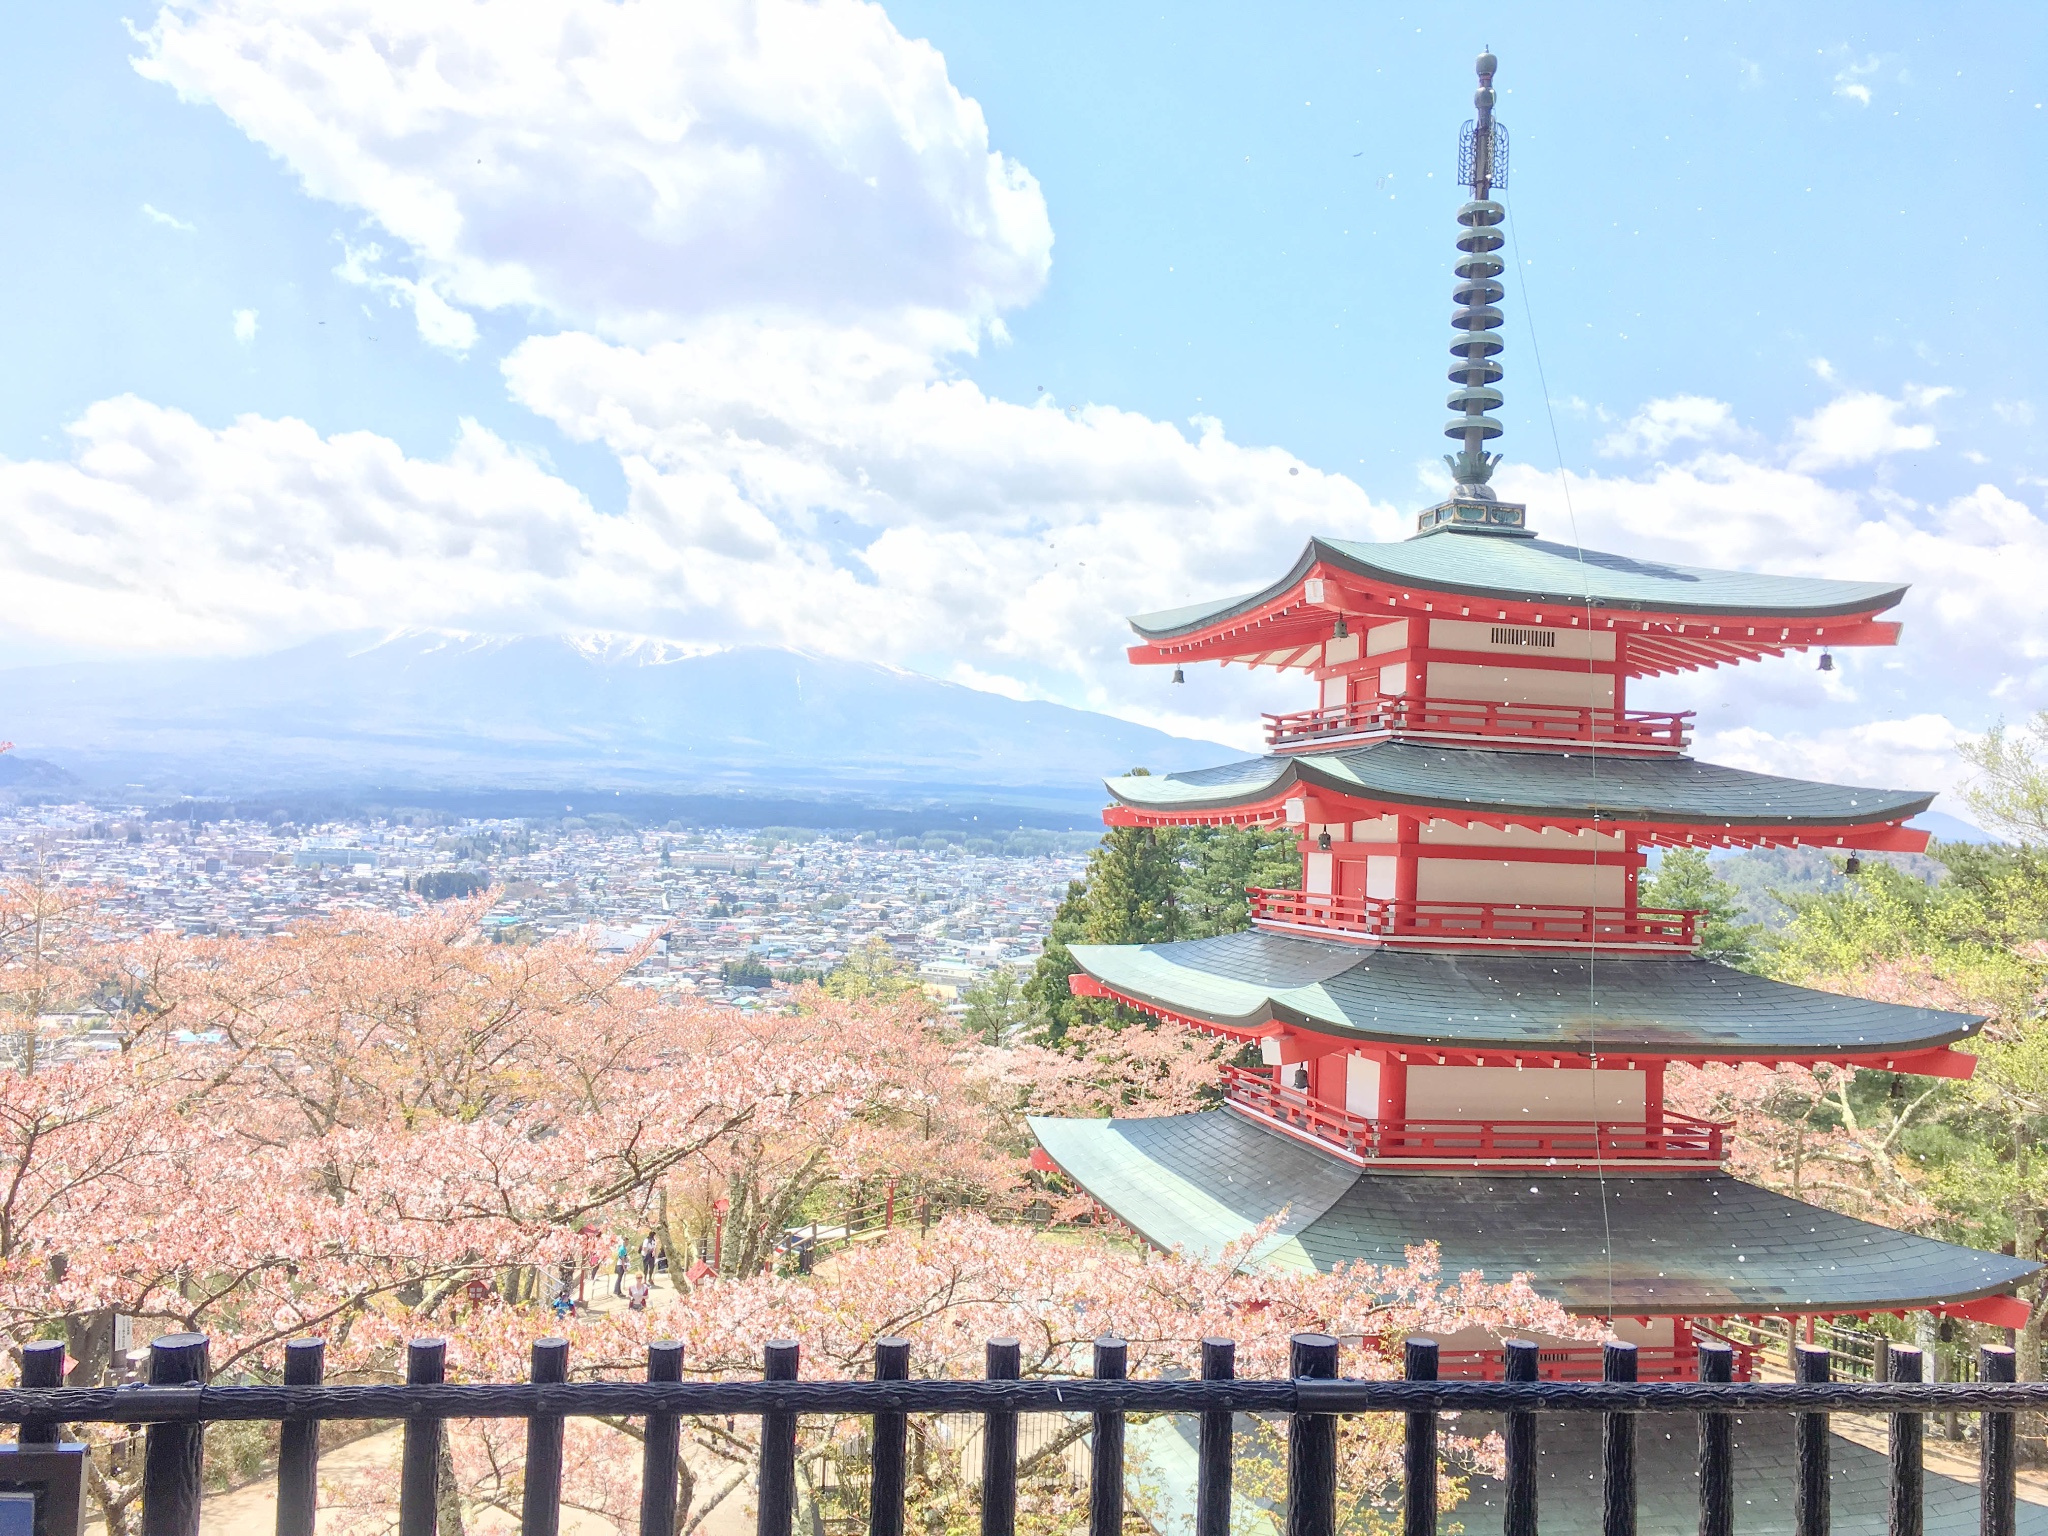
[1696,1340,1733,1536]
[1602,1341,1637,1536]
[981,1338,1020,1536]
[1288,1334,1338,1536]
[140,1333,209,1536]
[1090,1338,1127,1536]
[1794,1341,1831,1536]
[1887,1344,1923,1536]
[18,1339,65,1446]
[758,1341,800,1536]
[522,1338,569,1536]
[1502,1339,1538,1536]
[1401,1336,1435,1536]
[869,1339,910,1536]
[275,1338,325,1536]
[639,1342,685,1536]
[1196,1338,1235,1536]
[399,1338,446,1536]
[1980,1345,2016,1536]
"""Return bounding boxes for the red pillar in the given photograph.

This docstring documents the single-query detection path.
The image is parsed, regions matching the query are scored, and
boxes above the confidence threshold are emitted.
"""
[1645,1061,1665,1124]
[1382,1058,1408,1123]
[1394,815,1420,931]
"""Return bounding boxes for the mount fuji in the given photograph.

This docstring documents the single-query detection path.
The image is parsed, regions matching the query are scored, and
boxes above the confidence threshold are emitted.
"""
[0,632,1236,808]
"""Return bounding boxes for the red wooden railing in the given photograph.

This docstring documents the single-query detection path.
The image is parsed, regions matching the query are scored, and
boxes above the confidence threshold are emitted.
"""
[1262,696,1692,753]
[1436,1341,1757,1382]
[1221,1064,1727,1164]
[1247,886,1699,950]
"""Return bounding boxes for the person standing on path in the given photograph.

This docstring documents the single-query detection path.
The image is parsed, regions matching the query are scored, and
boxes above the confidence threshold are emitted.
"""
[613,1235,629,1297]
[639,1228,659,1285]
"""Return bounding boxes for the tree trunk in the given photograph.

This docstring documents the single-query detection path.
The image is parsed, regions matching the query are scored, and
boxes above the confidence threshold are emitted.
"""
[435,1424,466,1536]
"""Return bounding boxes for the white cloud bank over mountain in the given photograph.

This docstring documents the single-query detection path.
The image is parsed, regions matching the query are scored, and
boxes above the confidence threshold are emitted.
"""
[0,0,2034,811]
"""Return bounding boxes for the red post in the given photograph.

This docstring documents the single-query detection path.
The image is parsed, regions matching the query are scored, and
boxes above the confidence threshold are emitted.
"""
[884,1178,897,1230]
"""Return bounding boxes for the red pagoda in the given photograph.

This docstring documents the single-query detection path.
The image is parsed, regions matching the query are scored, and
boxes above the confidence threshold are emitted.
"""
[1029,50,2036,1382]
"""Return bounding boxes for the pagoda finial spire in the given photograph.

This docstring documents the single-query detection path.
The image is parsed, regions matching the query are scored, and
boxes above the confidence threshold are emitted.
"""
[1417,49,1529,537]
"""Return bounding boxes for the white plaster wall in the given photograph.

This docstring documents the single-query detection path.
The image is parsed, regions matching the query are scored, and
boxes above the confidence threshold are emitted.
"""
[1305,852,1334,895]
[1425,661,1617,708]
[1405,1066,1647,1120]
[1415,858,1628,906]
[1365,855,1397,899]
[1345,1055,1382,1117]
[1379,662,1408,695]
[1366,620,1410,657]
[1421,822,1622,851]
[1428,619,1617,660]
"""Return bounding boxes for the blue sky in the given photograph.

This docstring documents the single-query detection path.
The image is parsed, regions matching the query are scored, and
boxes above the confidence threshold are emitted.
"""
[0,1,2042,807]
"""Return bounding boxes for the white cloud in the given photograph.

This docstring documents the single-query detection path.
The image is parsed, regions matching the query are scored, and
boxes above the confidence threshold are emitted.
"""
[133,0,1052,346]
[1788,389,1941,470]
[1596,394,1736,458]
[142,203,194,231]
[1697,716,1965,800]
[1833,55,1880,106]
[231,308,258,343]
[0,374,1397,725]
[335,241,478,354]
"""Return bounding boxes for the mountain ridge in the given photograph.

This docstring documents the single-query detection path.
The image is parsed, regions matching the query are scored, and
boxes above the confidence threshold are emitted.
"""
[0,632,1236,805]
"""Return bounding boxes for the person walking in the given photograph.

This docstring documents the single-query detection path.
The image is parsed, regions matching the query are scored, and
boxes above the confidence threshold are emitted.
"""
[639,1228,659,1286]
[612,1235,629,1297]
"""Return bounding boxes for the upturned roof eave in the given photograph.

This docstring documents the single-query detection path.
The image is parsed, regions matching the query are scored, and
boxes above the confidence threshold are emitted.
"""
[1066,934,1987,1057]
[1126,536,1911,643]
[1101,753,1937,831]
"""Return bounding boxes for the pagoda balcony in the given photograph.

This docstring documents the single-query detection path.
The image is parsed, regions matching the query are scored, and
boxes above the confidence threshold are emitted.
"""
[1221,1064,1728,1167]
[1247,886,1699,951]
[1261,696,1693,754]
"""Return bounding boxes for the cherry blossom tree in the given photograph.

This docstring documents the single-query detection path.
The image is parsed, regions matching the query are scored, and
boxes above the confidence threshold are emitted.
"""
[324,1215,1590,1536]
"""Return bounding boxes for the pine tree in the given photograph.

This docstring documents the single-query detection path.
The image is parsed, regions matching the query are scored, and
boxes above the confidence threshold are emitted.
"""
[1639,848,1762,964]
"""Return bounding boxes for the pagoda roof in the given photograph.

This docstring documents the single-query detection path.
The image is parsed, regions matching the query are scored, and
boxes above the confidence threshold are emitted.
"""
[1067,929,1982,1058]
[1105,741,1933,832]
[1129,535,1907,642]
[1029,1110,2038,1314]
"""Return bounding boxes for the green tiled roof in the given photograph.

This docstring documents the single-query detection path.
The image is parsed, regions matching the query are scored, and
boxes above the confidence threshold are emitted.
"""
[1105,741,1933,827]
[1069,930,1981,1055]
[1031,1111,2038,1313]
[1128,536,1907,640]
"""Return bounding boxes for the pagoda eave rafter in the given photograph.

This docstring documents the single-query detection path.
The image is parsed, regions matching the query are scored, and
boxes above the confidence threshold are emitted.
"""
[1068,975,1979,1079]
[1102,797,1931,852]
[1129,564,1905,679]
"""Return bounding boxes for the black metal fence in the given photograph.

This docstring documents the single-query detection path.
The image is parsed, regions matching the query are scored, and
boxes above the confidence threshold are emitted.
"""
[1,1331,2041,1536]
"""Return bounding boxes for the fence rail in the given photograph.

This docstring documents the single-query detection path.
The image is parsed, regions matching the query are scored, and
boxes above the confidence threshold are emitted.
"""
[4,1332,2036,1536]
[1261,697,1693,754]
[1247,887,1701,951]
[1222,1064,1727,1167]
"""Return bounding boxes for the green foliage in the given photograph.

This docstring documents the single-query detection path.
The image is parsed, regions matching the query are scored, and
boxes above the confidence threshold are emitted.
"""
[1961,713,2048,847]
[721,951,773,990]
[824,935,924,1003]
[1024,818,1300,1043]
[1638,849,1763,963]
[412,869,484,901]
[960,968,1028,1043]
